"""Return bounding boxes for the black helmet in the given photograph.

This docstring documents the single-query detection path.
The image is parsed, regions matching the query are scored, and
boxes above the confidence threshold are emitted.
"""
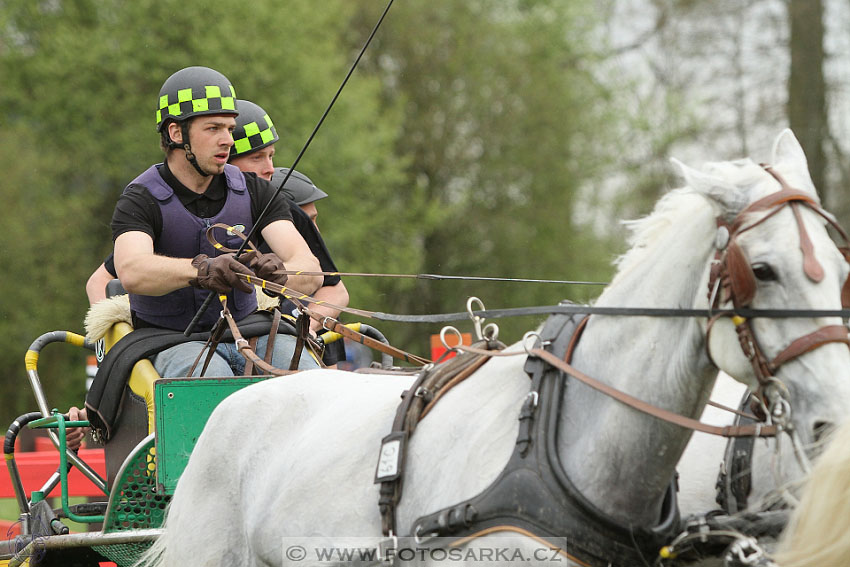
[271,168,328,205]
[230,100,279,157]
[156,66,238,132]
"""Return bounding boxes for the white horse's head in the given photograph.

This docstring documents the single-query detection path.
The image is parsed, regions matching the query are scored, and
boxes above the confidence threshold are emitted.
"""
[675,129,850,451]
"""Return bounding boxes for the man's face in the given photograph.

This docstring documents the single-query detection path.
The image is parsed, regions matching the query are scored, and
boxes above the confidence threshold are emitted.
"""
[230,145,276,181]
[184,115,236,175]
[300,202,319,226]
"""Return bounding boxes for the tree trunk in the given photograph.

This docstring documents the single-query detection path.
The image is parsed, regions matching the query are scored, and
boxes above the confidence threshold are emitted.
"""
[787,0,828,201]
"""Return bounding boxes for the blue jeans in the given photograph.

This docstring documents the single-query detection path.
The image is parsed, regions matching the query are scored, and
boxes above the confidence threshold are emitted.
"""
[153,334,318,378]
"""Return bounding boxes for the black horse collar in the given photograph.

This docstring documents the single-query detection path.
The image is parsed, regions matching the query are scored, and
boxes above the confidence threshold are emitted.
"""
[410,308,682,567]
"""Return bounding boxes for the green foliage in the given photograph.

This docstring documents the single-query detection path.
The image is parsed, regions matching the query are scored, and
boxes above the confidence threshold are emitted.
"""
[342,0,624,345]
[0,0,638,426]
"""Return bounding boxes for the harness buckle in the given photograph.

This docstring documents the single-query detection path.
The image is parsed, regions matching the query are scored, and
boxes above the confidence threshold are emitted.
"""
[467,297,486,340]
[413,524,438,545]
[522,331,547,355]
[724,536,773,566]
[414,386,432,401]
[376,533,398,564]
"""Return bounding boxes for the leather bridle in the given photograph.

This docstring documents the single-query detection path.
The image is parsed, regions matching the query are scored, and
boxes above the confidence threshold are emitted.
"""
[706,166,850,423]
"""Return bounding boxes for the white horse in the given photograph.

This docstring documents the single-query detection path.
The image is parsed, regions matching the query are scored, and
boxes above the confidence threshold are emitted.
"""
[140,130,850,567]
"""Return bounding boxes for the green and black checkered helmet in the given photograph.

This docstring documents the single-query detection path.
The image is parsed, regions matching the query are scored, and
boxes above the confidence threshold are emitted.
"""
[230,99,279,157]
[156,66,238,132]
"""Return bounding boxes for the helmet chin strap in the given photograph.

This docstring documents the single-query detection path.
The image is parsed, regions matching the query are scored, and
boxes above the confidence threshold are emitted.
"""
[180,121,211,177]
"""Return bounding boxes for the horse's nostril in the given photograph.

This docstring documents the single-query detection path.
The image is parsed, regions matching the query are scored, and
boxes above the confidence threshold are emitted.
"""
[813,421,834,443]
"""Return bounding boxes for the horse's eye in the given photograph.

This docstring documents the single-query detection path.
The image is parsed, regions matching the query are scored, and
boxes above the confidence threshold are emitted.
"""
[752,262,778,281]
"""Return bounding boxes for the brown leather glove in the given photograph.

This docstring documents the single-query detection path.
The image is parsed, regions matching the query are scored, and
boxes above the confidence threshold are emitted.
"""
[237,250,289,286]
[189,254,255,294]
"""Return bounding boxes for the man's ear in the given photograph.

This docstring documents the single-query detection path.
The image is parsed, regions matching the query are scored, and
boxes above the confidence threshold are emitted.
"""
[167,121,184,145]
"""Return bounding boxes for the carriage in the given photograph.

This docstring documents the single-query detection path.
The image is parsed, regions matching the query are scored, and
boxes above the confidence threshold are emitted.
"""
[0,285,404,567]
[3,131,849,567]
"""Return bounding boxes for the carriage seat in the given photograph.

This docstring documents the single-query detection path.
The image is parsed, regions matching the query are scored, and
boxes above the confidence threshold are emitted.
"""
[85,282,297,487]
[105,278,126,298]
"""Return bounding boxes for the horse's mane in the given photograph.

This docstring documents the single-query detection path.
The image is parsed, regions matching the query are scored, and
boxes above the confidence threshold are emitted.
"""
[775,419,850,567]
[611,158,767,281]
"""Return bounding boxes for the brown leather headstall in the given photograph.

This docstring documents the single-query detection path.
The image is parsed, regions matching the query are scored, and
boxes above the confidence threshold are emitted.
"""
[706,166,850,420]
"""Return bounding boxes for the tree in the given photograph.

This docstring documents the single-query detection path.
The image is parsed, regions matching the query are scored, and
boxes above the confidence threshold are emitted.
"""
[346,0,629,345]
[788,0,828,203]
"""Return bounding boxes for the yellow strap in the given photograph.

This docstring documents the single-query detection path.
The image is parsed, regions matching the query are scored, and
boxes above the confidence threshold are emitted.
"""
[24,350,39,371]
[64,332,86,347]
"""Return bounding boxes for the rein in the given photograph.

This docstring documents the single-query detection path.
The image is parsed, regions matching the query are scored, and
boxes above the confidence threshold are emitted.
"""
[235,272,850,323]
[447,340,778,438]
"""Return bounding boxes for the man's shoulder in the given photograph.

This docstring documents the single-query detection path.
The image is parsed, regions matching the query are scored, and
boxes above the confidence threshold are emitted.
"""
[125,164,163,187]
[242,171,275,195]
[120,183,155,202]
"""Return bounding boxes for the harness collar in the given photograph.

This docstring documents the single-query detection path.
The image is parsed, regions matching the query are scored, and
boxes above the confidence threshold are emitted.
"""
[409,309,682,567]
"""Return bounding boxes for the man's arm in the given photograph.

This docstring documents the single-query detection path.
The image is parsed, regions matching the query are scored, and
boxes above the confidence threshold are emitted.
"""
[307,281,349,332]
[114,231,197,295]
[261,219,323,294]
[85,263,115,304]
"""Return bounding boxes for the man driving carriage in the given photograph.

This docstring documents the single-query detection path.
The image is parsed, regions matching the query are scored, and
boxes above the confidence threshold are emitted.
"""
[111,66,323,377]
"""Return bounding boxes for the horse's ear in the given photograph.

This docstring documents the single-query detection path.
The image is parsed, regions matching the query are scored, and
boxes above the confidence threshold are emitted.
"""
[771,129,819,198]
[671,158,745,219]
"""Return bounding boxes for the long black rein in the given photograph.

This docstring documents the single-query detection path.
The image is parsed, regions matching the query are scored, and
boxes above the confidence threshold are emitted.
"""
[227,272,850,324]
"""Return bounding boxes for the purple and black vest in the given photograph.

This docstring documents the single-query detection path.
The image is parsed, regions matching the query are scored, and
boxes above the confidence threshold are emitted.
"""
[127,164,257,331]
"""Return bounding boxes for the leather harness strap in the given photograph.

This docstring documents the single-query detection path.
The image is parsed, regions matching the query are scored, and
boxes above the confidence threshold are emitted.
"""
[289,313,309,371]
[265,308,282,365]
[768,324,850,371]
[375,339,504,536]
[243,336,259,376]
[298,305,432,366]
[529,348,778,438]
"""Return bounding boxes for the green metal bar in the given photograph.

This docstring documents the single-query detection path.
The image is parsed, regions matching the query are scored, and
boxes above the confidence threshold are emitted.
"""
[27,411,108,501]
[27,414,88,429]
[55,413,104,524]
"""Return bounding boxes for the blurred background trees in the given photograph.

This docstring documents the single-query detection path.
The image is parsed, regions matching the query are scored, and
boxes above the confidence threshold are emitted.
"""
[1,0,847,426]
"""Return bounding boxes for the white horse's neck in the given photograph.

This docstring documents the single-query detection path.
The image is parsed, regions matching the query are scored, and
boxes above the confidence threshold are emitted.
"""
[561,191,720,526]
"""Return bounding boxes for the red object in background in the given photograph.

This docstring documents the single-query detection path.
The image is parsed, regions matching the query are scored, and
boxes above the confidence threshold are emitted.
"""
[33,437,54,453]
[0,447,106,498]
[0,519,21,537]
[430,332,472,361]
